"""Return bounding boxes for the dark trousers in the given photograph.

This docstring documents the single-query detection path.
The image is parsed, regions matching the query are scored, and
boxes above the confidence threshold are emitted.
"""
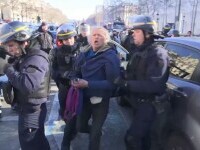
[58,83,77,150]
[61,117,77,150]
[125,102,156,150]
[18,103,50,150]
[77,98,110,150]
[58,83,70,117]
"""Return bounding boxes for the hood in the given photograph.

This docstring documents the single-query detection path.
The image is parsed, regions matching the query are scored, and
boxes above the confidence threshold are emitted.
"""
[80,43,114,54]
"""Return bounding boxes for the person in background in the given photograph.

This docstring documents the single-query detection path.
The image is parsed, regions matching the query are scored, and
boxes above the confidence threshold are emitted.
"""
[167,29,180,37]
[71,27,120,150]
[37,21,54,54]
[50,23,80,150]
[77,23,90,51]
[114,15,170,150]
[161,24,171,37]
[186,30,192,37]
[0,21,50,150]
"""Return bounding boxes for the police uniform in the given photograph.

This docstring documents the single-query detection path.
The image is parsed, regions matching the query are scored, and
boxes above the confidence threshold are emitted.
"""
[50,23,79,150]
[115,15,170,150]
[51,44,79,116]
[0,21,50,150]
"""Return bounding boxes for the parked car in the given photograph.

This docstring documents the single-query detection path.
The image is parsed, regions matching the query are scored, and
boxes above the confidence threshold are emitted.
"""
[155,37,200,150]
[118,37,200,150]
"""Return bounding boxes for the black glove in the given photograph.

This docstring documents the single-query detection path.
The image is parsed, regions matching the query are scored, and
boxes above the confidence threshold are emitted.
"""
[114,76,128,88]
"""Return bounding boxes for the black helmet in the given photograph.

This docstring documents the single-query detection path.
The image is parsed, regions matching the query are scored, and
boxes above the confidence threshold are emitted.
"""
[0,21,32,44]
[129,15,156,34]
[163,24,171,30]
[57,23,77,40]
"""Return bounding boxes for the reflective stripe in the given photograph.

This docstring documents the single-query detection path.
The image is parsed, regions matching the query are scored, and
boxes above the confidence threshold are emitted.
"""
[58,31,75,36]
[132,21,157,27]
[15,26,28,32]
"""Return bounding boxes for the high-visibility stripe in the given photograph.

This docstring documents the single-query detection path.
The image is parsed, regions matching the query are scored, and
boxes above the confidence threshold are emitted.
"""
[15,26,28,32]
[132,21,157,26]
[58,31,75,36]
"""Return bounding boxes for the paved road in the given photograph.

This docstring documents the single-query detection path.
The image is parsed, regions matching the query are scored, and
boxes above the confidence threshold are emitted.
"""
[0,82,133,150]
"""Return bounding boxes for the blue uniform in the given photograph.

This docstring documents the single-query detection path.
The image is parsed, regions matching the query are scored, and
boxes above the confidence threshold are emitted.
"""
[124,40,169,150]
[4,48,50,150]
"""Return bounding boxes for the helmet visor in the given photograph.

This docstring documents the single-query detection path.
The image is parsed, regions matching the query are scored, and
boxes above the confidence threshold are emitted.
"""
[0,24,16,43]
[0,23,30,43]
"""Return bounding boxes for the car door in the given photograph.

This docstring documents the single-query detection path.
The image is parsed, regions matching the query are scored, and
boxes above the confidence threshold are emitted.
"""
[163,42,200,149]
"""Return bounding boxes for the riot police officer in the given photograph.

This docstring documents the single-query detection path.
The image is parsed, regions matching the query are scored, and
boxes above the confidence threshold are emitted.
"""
[0,21,50,150]
[77,23,90,50]
[115,15,170,150]
[50,23,79,150]
[162,24,171,37]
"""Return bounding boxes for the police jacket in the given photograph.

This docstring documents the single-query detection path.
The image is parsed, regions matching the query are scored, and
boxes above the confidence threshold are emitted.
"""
[72,44,120,99]
[77,34,89,47]
[126,39,169,99]
[4,48,50,105]
[51,44,79,84]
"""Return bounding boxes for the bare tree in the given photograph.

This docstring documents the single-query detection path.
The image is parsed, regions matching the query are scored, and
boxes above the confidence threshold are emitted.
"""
[189,0,199,34]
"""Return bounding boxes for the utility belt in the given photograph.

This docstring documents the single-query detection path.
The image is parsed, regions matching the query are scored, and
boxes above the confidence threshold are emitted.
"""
[137,93,169,114]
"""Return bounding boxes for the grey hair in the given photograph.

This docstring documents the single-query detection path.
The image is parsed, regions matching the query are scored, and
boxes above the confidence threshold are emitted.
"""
[88,26,111,44]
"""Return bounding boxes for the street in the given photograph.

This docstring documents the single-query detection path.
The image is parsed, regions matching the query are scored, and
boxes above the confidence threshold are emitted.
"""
[0,82,133,150]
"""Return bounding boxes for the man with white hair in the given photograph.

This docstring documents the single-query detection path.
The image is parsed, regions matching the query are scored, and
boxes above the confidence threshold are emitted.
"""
[71,27,121,150]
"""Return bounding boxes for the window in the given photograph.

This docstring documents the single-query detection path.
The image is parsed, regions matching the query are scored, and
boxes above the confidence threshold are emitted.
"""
[166,43,200,82]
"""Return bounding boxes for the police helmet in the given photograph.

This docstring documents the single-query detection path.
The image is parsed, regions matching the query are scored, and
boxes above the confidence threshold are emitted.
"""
[78,23,90,35]
[0,21,32,44]
[130,15,156,34]
[167,29,180,37]
[163,24,171,30]
[57,23,77,40]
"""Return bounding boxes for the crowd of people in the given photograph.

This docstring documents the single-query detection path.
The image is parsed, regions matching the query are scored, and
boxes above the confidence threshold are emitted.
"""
[0,14,191,150]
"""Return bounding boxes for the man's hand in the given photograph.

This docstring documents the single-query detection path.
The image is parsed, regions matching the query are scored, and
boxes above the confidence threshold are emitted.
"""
[71,78,88,88]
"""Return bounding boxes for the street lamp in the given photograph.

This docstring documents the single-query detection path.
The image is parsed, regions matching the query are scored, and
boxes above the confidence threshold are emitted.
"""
[156,13,159,31]
[182,15,185,34]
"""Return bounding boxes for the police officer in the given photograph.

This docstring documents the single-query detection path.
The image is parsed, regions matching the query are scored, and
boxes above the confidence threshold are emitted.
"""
[50,23,79,150]
[115,15,169,150]
[77,23,90,50]
[0,21,50,150]
[162,24,171,37]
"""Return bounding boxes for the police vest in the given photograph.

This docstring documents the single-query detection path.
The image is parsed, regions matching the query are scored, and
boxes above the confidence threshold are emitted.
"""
[55,44,79,75]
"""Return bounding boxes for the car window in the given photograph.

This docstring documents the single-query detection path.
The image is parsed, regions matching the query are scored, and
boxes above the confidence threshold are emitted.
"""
[166,43,200,82]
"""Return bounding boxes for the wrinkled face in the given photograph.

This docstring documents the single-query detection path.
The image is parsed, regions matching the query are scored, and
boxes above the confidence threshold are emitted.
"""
[4,41,23,57]
[91,29,106,51]
[132,29,145,46]
[62,36,75,46]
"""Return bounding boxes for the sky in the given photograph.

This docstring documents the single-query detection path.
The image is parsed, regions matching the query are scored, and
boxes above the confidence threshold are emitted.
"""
[44,0,103,20]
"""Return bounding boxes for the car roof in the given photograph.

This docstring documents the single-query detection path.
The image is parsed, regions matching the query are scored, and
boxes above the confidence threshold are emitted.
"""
[159,37,200,50]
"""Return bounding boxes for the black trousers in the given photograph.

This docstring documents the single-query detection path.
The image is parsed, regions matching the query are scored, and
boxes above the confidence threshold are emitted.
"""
[58,82,70,118]
[18,103,50,150]
[58,83,77,150]
[76,97,110,150]
[125,102,156,150]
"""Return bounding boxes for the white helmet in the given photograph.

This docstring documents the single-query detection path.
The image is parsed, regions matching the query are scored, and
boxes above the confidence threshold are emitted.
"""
[78,23,90,36]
